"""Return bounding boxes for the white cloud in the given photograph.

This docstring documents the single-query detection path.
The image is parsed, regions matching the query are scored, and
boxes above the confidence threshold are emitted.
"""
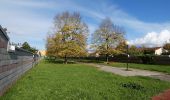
[102,3,170,34]
[0,0,56,9]
[0,0,55,50]
[87,2,170,47]
[1,0,170,50]
[130,30,170,47]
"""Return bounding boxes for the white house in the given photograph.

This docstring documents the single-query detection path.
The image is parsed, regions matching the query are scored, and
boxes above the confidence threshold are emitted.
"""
[155,47,168,55]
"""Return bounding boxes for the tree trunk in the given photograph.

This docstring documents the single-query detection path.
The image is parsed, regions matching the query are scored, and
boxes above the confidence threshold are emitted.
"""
[106,42,109,64]
[64,55,67,64]
[106,54,109,64]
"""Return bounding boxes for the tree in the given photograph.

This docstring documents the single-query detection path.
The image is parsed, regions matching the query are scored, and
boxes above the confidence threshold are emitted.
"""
[115,41,127,54]
[22,42,38,54]
[22,42,31,50]
[30,47,38,54]
[92,18,125,64]
[129,45,143,56]
[46,35,56,57]
[163,43,170,51]
[163,43,170,55]
[46,11,88,64]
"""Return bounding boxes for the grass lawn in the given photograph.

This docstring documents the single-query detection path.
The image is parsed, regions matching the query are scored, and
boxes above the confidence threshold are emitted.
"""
[1,61,170,100]
[108,62,170,74]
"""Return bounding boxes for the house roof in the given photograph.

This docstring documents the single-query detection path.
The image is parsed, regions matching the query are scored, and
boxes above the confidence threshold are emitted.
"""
[0,25,9,41]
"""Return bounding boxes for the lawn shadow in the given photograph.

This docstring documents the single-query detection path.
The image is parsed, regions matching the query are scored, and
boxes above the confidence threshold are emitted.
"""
[45,59,76,64]
[74,59,104,63]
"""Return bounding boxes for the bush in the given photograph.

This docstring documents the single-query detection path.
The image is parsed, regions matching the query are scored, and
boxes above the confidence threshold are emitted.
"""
[140,55,154,64]
[46,54,170,65]
[121,82,144,90]
[162,51,170,55]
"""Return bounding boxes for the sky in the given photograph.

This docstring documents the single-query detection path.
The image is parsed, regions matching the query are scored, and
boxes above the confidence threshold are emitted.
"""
[0,0,170,50]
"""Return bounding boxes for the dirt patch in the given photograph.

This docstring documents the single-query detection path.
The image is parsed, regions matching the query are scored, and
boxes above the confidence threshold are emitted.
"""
[152,89,170,100]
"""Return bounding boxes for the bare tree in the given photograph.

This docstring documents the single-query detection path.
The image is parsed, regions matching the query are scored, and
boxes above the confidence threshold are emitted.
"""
[92,18,125,64]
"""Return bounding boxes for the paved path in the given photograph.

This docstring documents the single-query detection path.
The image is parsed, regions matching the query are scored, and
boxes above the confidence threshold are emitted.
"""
[85,63,170,82]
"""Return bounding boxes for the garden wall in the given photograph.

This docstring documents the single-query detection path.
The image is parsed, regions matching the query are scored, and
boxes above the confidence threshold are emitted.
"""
[0,26,37,96]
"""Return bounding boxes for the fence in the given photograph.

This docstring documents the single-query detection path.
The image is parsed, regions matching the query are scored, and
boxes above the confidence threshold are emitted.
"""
[70,55,170,65]
[0,25,38,96]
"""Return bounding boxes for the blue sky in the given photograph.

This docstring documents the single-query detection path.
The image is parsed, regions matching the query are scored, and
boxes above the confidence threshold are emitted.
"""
[0,0,170,50]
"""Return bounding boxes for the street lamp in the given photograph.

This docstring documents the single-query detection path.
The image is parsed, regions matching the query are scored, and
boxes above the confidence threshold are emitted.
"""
[169,55,170,65]
[126,41,130,71]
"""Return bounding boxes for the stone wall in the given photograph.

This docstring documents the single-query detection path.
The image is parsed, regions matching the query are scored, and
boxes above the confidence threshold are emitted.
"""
[0,26,36,96]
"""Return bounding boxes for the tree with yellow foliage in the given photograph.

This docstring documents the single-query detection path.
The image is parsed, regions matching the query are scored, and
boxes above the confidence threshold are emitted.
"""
[46,12,88,64]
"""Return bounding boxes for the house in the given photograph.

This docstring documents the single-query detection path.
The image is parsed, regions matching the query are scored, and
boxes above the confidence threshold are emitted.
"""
[143,47,168,55]
[155,47,168,55]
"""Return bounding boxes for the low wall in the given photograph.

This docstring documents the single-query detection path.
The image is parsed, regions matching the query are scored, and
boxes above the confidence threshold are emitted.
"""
[0,47,36,96]
[0,25,38,96]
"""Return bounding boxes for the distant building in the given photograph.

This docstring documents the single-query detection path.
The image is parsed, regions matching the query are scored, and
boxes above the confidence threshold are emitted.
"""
[143,47,168,55]
[38,50,46,57]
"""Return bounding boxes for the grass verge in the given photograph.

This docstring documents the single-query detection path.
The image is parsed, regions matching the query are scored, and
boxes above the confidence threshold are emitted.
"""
[1,60,170,100]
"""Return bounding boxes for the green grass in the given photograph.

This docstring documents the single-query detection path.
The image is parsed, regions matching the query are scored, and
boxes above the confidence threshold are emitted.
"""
[1,61,170,100]
[108,62,170,74]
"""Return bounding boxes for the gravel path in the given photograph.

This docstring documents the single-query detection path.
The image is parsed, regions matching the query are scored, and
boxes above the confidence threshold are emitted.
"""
[85,63,170,82]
